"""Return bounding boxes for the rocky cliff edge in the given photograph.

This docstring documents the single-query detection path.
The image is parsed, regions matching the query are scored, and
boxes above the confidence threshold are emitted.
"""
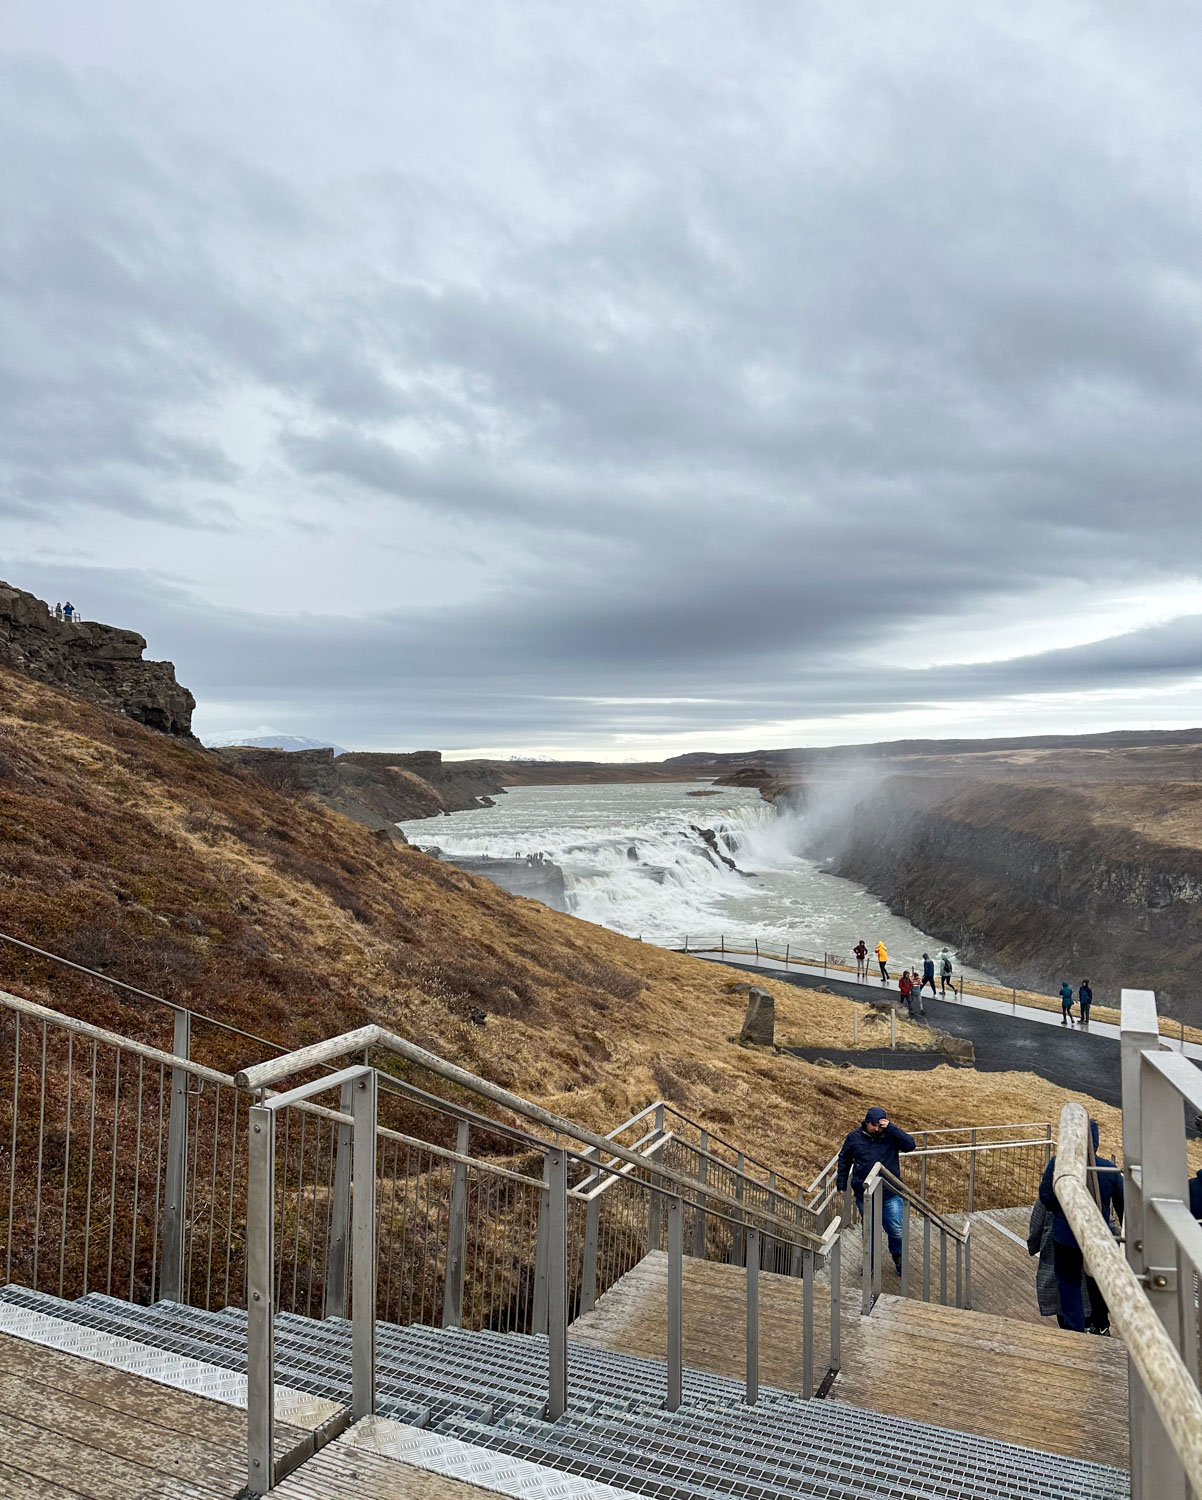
[0,580,196,739]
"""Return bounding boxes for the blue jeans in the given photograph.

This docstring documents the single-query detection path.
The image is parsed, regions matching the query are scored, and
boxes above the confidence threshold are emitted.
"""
[856,1189,904,1258]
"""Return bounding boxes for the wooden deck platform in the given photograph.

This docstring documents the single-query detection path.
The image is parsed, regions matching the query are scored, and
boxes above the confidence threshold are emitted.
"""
[568,1225,1129,1467]
[0,1329,309,1497]
[0,1331,504,1500]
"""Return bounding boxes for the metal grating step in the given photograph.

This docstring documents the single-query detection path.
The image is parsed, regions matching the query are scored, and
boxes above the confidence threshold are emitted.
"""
[0,1285,1129,1500]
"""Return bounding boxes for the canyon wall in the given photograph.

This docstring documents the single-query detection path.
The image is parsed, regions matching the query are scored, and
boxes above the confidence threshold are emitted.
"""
[216,745,508,838]
[781,773,1202,1023]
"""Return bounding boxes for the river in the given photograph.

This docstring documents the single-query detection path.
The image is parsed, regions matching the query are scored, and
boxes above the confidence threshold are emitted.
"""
[399,781,991,982]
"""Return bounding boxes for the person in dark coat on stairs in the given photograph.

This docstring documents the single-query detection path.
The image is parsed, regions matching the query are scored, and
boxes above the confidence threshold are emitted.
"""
[1038,1118,1123,1335]
[836,1107,917,1276]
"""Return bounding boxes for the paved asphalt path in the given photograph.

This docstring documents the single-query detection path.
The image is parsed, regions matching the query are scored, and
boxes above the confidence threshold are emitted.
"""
[712,957,1125,1108]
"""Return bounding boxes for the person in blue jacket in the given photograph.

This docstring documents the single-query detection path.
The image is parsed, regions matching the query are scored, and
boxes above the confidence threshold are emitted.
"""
[1038,1118,1123,1334]
[1078,980,1093,1026]
[836,1106,917,1275]
[1059,982,1075,1025]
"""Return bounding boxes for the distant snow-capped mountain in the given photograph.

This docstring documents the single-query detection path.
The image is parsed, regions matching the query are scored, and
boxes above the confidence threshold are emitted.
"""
[204,730,349,755]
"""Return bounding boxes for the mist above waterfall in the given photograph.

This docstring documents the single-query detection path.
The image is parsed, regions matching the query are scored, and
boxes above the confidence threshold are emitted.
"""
[399,780,985,978]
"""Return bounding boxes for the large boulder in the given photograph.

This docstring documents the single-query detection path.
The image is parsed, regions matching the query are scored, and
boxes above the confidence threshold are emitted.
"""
[739,987,775,1045]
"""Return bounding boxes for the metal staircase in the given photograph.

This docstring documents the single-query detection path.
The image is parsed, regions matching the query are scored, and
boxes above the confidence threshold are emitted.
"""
[0,1285,1128,1500]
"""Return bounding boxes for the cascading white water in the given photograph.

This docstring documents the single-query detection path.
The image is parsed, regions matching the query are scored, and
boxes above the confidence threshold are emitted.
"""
[399,780,987,978]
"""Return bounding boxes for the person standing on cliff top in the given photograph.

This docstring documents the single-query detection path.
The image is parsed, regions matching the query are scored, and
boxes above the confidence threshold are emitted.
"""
[1059,981,1076,1025]
[62,601,74,621]
[874,940,889,982]
[53,602,62,621]
[854,939,868,980]
[1078,980,1093,1026]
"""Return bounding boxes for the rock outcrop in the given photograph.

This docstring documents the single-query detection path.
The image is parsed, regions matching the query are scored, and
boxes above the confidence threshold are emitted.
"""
[215,746,509,841]
[0,580,196,738]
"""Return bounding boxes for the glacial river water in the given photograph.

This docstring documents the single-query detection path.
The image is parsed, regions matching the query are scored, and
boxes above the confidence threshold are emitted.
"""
[399,781,991,982]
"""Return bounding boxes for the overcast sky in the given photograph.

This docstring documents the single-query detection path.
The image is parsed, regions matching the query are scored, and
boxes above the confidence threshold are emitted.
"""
[3,3,1201,757]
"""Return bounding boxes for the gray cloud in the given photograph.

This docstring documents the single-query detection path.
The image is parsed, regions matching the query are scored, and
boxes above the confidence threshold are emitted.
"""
[4,6,1202,751]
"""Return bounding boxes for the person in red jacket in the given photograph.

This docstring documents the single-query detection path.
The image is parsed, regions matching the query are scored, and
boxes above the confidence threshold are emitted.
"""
[898,971,914,1014]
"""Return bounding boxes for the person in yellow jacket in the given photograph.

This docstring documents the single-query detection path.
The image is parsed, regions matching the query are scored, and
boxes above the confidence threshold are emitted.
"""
[874,940,889,983]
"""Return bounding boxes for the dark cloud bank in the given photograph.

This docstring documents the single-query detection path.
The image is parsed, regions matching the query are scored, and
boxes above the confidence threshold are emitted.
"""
[3,6,1202,751]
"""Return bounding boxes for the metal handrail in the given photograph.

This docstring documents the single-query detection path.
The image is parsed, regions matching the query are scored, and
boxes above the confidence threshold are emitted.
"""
[1055,1101,1202,1494]
[866,1163,969,1243]
[606,1099,808,1198]
[235,1025,826,1252]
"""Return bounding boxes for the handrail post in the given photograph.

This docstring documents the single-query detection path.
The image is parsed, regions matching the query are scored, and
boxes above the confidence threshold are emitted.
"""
[802,1247,814,1398]
[745,1227,759,1404]
[246,1102,275,1494]
[647,1144,664,1253]
[161,1008,191,1303]
[327,1079,353,1319]
[872,1184,884,1301]
[899,1197,910,1298]
[922,1215,931,1301]
[443,1121,470,1328]
[545,1147,568,1420]
[351,1069,377,1422]
[533,1160,550,1334]
[967,1128,977,1213]
[955,1238,963,1308]
[964,1234,972,1310]
[581,1147,601,1316]
[1122,989,1174,1500]
[667,1194,683,1411]
[691,1132,709,1258]
[790,1187,805,1277]
[939,1229,948,1305]
[828,1230,841,1375]
[733,1151,746,1267]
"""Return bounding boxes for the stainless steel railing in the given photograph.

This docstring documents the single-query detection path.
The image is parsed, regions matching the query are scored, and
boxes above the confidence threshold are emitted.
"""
[233,1023,839,1492]
[1082,987,1202,1496]
[805,1120,1054,1225]
[857,1162,971,1315]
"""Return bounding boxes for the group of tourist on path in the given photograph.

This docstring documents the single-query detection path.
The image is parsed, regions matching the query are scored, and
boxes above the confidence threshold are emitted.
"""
[853,939,957,1017]
[1059,980,1094,1026]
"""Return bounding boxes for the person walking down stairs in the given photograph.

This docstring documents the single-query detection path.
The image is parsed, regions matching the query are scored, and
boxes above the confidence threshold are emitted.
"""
[1038,1119,1123,1335]
[1059,982,1076,1025]
[875,940,889,982]
[836,1106,916,1276]
[1027,1200,1093,1328]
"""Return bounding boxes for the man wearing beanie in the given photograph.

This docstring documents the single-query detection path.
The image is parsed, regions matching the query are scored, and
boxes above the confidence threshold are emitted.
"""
[836,1106,917,1275]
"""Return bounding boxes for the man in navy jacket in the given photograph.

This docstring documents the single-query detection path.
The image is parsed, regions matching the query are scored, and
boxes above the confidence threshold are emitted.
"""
[1038,1119,1123,1335]
[836,1107,917,1274]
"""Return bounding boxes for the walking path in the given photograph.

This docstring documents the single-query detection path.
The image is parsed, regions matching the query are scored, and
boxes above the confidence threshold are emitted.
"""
[688,948,1202,1061]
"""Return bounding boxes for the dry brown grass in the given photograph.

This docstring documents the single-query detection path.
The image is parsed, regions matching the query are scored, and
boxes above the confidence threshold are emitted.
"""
[0,668,1141,1184]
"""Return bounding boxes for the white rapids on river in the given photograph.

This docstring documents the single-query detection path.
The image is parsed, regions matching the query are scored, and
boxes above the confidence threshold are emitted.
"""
[399,780,989,981]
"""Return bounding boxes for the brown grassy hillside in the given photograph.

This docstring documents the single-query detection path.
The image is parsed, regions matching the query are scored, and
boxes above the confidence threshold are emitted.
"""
[0,667,1122,1180]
